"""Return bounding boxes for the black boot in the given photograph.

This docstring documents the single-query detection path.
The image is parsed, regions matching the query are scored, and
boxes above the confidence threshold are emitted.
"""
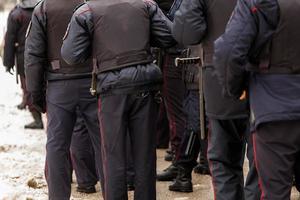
[194,156,210,175]
[17,91,27,110]
[127,182,135,191]
[169,166,193,193]
[295,176,300,192]
[164,149,175,162]
[17,101,26,110]
[24,111,44,129]
[77,185,96,194]
[157,164,178,181]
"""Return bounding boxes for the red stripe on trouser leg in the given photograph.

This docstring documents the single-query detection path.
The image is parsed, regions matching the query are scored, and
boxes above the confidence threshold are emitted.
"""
[207,120,217,200]
[252,133,265,200]
[45,113,49,181]
[162,58,177,151]
[44,159,49,182]
[98,98,108,200]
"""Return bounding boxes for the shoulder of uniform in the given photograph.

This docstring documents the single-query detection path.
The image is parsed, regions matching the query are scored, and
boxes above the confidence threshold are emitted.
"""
[31,0,45,18]
[143,0,157,6]
[73,2,86,13]
[9,5,22,19]
[34,0,44,8]
[73,3,92,17]
[32,0,45,13]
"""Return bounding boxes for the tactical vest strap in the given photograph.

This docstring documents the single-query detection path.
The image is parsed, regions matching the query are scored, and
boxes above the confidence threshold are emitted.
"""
[94,50,153,73]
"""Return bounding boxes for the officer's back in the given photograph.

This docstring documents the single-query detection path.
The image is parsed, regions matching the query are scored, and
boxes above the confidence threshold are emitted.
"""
[61,0,175,199]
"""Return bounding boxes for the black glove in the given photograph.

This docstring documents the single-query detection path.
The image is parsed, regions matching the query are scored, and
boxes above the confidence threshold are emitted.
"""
[5,66,14,75]
[31,92,46,113]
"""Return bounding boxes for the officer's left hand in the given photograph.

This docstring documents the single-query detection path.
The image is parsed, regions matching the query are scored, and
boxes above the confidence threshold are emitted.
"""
[5,67,14,75]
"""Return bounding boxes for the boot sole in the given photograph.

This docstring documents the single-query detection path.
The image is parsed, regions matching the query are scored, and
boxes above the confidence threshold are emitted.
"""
[156,176,177,182]
[194,168,210,175]
[77,187,96,194]
[164,156,174,162]
[169,186,193,193]
[24,127,44,129]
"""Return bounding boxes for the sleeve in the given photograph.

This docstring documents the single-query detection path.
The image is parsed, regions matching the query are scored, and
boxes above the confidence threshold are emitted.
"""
[171,0,207,46]
[61,4,93,65]
[144,0,177,48]
[25,1,47,94]
[213,0,279,99]
[3,8,19,69]
[24,2,47,113]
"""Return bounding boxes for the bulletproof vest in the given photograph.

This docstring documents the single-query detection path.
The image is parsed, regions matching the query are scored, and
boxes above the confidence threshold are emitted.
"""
[201,0,237,66]
[88,0,154,73]
[45,0,93,74]
[257,0,300,74]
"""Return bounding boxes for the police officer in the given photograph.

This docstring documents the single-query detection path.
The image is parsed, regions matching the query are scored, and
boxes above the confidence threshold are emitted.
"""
[25,0,103,199]
[154,0,186,163]
[3,0,43,129]
[168,45,210,193]
[172,0,260,199]
[61,0,175,199]
[214,0,300,199]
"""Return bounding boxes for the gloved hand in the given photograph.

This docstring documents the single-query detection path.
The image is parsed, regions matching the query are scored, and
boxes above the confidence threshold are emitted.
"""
[31,92,46,113]
[5,66,14,75]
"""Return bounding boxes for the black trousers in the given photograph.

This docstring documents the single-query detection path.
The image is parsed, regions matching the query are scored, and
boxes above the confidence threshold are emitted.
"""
[254,120,300,200]
[98,91,159,200]
[46,78,102,200]
[126,134,135,186]
[70,109,98,188]
[156,101,170,149]
[208,118,260,200]
[244,130,261,200]
[175,90,208,171]
[162,55,186,157]
[295,154,300,192]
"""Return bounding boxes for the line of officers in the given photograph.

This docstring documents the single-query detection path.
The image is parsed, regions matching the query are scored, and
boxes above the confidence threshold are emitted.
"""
[2,0,300,199]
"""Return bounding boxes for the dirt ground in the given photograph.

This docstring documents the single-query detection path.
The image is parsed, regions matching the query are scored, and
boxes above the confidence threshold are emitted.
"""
[0,64,299,200]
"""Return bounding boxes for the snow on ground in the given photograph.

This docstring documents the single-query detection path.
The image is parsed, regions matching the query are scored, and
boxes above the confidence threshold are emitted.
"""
[0,9,299,200]
[0,66,47,200]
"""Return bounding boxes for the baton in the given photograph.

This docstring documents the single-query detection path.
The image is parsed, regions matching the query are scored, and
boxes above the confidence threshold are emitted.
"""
[175,57,206,140]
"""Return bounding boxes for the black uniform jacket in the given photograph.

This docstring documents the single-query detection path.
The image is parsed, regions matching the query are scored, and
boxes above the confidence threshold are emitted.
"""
[3,0,36,76]
[24,1,47,110]
[214,0,300,128]
[214,0,279,99]
[61,1,176,95]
